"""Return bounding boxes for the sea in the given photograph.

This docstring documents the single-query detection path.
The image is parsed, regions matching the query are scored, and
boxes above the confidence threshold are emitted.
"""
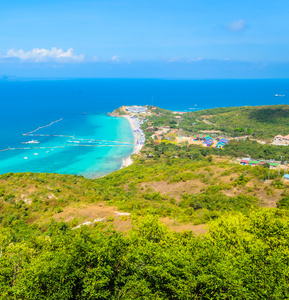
[0,78,288,178]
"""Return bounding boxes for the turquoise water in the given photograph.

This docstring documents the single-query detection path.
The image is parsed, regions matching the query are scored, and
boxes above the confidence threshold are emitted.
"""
[0,78,288,177]
[0,113,134,178]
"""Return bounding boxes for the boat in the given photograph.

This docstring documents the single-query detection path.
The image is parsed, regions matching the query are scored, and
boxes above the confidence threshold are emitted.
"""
[22,140,39,144]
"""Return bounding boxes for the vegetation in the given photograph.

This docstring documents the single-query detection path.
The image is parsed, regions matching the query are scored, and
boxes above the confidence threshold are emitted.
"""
[0,152,286,229]
[1,211,289,299]
[1,104,289,297]
[143,105,289,140]
[145,138,289,163]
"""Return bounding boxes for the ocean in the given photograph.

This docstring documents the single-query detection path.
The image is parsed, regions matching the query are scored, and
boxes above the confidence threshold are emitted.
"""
[0,78,288,178]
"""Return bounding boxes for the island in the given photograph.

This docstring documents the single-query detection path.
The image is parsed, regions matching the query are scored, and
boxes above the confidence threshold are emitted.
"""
[1,104,289,298]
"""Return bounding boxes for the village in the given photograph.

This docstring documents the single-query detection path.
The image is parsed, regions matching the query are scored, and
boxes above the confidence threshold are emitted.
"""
[113,105,289,182]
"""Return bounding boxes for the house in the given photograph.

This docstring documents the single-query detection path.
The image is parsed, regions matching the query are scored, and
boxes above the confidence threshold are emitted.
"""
[283,174,289,181]
[192,134,209,141]
[216,138,229,149]
[240,158,250,165]
[270,162,279,168]
[249,160,265,166]
[239,158,278,168]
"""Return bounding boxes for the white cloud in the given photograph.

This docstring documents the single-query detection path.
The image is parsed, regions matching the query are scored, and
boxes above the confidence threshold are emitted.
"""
[3,47,85,62]
[111,55,120,63]
[227,20,247,32]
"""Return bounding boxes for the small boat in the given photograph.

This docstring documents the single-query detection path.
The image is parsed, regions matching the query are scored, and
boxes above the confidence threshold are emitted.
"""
[22,140,39,144]
[24,157,28,159]
[34,153,38,156]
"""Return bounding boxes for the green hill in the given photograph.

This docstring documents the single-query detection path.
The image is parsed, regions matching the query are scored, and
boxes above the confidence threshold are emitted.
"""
[143,105,289,140]
[184,105,289,139]
[1,153,287,230]
[1,158,289,298]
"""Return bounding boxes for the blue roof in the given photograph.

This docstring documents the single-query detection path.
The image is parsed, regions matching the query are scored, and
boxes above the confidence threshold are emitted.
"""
[284,174,289,179]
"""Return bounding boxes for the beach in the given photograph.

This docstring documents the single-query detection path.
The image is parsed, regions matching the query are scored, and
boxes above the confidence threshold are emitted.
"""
[120,115,145,168]
[2,79,288,177]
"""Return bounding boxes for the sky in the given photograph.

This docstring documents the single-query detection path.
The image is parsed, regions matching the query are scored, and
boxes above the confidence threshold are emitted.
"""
[0,0,288,79]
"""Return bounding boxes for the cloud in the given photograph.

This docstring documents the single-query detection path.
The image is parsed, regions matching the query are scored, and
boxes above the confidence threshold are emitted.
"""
[3,47,85,62]
[227,20,247,32]
[111,55,120,63]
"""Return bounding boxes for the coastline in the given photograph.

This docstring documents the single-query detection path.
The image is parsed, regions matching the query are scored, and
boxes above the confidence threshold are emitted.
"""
[121,115,144,168]
[109,113,144,169]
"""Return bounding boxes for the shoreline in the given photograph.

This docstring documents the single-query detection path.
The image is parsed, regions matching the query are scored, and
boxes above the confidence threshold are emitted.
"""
[118,115,145,168]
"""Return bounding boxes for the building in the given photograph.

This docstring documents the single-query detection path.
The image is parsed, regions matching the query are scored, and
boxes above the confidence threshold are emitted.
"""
[216,138,229,149]
[240,158,278,168]
[126,106,147,114]
[240,158,250,165]
[203,137,214,147]
[192,134,209,141]
[283,174,289,181]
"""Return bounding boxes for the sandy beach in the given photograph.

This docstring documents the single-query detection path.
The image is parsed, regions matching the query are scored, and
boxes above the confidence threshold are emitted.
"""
[121,115,144,168]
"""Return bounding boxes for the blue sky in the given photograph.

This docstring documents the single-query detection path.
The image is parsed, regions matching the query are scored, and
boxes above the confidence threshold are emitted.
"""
[0,0,288,78]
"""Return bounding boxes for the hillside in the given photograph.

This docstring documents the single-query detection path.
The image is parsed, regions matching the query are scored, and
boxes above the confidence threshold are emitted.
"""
[1,155,289,298]
[2,104,289,298]
[142,104,289,140]
[192,105,289,139]
[1,151,288,230]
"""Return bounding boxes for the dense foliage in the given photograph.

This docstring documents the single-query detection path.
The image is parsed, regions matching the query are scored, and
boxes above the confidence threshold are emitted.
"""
[146,139,289,163]
[1,211,289,299]
[143,105,289,139]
